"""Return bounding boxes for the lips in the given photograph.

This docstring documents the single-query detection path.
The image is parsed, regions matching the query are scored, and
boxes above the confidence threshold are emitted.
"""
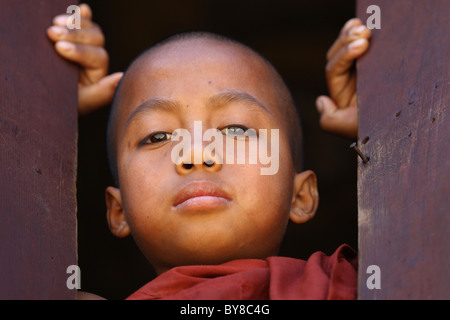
[173,181,231,210]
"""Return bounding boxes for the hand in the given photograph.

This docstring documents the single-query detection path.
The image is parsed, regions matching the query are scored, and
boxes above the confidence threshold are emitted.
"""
[76,290,106,300]
[316,18,371,139]
[47,4,123,115]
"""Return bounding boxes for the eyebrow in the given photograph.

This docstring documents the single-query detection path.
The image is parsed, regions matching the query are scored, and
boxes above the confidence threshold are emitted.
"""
[206,91,271,115]
[123,90,272,132]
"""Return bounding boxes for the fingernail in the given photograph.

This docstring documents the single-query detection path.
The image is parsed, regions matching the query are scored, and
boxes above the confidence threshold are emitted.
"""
[53,15,67,26]
[56,41,74,52]
[114,77,122,88]
[349,38,366,50]
[50,26,67,37]
[316,98,324,113]
[350,25,366,36]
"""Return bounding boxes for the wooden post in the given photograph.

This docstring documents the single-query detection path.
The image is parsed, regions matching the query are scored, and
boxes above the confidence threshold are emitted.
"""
[356,0,449,299]
[0,0,78,299]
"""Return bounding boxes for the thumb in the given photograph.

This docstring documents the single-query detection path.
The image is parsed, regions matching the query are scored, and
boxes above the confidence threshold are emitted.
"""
[316,95,338,117]
[316,95,358,139]
[78,72,123,115]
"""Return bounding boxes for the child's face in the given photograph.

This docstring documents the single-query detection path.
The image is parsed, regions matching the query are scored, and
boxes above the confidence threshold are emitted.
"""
[106,39,318,274]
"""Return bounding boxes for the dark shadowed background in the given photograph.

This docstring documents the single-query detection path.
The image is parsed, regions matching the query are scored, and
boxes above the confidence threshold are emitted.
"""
[75,0,357,299]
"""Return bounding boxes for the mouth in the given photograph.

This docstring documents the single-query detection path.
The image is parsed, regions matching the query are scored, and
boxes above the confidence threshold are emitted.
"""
[173,181,231,211]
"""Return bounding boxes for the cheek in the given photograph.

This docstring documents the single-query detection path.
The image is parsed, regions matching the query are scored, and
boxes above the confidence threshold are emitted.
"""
[223,130,294,218]
[118,152,177,256]
[228,165,293,257]
[118,149,173,220]
[231,151,294,225]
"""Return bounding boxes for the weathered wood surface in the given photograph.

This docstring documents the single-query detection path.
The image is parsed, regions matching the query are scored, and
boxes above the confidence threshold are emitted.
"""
[0,0,78,299]
[356,0,449,299]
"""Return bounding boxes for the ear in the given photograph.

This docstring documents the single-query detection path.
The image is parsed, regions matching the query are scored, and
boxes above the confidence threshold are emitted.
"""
[105,186,130,238]
[290,170,319,224]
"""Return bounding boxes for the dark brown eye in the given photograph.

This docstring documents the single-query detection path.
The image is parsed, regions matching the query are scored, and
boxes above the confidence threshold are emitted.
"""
[220,125,258,140]
[140,132,172,146]
[220,125,248,137]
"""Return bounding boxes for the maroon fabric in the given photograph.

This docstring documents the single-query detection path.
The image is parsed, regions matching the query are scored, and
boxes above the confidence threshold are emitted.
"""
[127,244,357,300]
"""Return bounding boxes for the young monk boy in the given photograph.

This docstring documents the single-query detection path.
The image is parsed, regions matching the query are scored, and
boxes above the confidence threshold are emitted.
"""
[47,4,371,300]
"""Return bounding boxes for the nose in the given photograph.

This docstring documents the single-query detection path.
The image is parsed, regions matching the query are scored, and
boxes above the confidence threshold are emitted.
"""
[175,153,222,175]
[174,130,223,175]
[173,122,224,175]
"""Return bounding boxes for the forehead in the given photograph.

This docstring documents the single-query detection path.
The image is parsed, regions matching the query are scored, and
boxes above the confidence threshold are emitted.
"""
[112,38,287,142]
[129,38,270,81]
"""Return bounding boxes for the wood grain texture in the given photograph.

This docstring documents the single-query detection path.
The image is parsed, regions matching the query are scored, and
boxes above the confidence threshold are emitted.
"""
[0,0,78,299]
[356,0,449,299]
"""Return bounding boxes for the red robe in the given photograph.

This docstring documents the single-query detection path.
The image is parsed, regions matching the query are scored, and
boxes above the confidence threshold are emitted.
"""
[127,244,357,300]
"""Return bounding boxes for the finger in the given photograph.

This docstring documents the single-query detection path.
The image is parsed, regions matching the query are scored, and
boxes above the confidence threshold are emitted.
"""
[54,41,108,70]
[316,96,358,139]
[325,38,368,106]
[78,72,124,115]
[47,25,104,46]
[53,14,95,28]
[326,38,369,80]
[80,3,93,20]
[327,18,369,61]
